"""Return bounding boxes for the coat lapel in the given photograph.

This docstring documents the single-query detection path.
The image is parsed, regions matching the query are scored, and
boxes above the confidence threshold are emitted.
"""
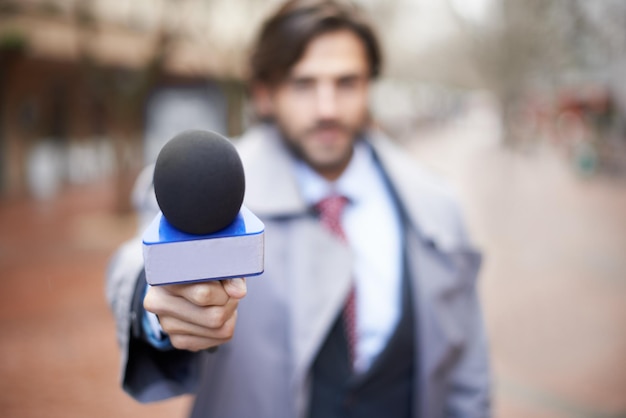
[237,124,353,416]
[369,132,483,417]
[288,219,353,416]
[405,231,482,416]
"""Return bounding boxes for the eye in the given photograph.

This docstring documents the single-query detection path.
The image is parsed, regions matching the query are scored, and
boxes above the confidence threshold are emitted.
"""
[290,78,314,91]
[337,75,363,91]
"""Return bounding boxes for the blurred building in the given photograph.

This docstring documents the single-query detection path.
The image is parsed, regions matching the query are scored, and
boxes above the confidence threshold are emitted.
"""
[0,0,271,201]
[2,0,623,201]
[0,0,495,202]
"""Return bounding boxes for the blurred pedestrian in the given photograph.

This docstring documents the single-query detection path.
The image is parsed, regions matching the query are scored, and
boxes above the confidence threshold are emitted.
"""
[106,1,491,417]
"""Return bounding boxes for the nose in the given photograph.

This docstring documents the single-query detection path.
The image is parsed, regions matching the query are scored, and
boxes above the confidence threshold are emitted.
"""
[316,83,338,119]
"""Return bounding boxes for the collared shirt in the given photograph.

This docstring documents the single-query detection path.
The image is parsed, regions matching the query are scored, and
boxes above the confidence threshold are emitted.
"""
[293,140,403,373]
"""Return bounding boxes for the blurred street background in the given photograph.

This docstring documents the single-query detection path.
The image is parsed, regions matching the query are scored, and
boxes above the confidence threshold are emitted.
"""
[1,0,625,417]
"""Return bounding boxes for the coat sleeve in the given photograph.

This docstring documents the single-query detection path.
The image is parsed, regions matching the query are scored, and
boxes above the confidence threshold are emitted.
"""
[445,271,492,417]
[104,169,203,403]
[444,209,491,417]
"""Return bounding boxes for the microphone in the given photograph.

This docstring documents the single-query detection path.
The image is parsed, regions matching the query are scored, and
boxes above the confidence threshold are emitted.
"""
[142,130,265,286]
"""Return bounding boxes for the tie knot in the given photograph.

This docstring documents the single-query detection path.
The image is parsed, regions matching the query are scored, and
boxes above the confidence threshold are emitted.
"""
[315,194,348,240]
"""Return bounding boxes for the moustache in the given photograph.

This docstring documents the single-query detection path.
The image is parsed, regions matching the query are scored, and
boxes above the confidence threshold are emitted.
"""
[305,120,350,136]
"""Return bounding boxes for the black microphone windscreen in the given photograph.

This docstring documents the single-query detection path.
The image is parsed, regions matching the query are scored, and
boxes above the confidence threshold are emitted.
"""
[153,130,245,235]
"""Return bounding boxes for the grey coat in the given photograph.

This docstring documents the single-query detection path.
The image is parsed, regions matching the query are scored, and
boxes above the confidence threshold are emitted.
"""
[106,124,491,418]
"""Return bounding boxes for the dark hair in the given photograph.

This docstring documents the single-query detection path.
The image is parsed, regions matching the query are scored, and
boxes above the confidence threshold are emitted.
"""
[249,0,382,86]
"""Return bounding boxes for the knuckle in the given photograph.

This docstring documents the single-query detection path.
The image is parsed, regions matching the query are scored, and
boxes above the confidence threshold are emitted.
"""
[208,309,228,328]
[143,291,158,314]
[219,320,236,340]
[157,317,177,334]
[169,334,187,350]
[170,335,202,352]
[214,312,237,339]
[188,342,205,352]
[190,284,213,305]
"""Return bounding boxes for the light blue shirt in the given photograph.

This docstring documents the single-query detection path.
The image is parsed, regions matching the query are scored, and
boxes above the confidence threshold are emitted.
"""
[293,140,403,373]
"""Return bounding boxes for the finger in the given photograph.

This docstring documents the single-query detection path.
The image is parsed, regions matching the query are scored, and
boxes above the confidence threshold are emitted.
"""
[164,298,239,330]
[146,290,240,329]
[166,281,230,307]
[144,285,198,321]
[169,334,228,352]
[159,310,237,339]
[222,278,247,299]
[144,285,179,315]
[168,313,238,352]
[159,316,216,338]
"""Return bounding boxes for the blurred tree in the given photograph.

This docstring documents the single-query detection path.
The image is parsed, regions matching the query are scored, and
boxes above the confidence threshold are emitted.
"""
[0,28,28,194]
[73,0,271,210]
[74,0,173,213]
[449,0,571,143]
[449,0,626,147]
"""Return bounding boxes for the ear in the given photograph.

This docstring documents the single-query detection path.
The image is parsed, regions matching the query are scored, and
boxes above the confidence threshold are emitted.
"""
[250,83,275,119]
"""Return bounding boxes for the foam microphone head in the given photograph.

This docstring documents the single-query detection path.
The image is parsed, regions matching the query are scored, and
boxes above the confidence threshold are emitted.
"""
[153,130,245,235]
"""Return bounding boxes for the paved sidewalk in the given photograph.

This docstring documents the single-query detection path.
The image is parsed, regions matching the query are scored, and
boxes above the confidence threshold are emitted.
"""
[0,180,191,417]
[406,104,626,418]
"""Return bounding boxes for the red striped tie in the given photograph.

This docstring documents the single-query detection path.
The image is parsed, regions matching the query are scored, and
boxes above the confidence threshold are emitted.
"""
[316,195,357,369]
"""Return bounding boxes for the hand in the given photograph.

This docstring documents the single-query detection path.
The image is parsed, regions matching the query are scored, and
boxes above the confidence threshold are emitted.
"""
[143,278,247,352]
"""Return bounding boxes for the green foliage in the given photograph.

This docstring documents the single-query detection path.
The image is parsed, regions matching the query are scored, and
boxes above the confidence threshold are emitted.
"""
[0,30,27,53]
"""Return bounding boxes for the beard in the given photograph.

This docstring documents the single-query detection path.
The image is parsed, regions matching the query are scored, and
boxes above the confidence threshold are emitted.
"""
[278,118,365,178]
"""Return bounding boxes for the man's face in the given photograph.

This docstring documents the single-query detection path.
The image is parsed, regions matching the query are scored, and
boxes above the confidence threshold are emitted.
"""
[263,29,371,180]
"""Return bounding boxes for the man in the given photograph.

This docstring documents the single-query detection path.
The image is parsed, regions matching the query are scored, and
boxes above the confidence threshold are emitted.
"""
[106,0,491,417]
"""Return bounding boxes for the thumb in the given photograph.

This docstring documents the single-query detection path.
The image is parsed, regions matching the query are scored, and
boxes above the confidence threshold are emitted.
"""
[222,277,247,299]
